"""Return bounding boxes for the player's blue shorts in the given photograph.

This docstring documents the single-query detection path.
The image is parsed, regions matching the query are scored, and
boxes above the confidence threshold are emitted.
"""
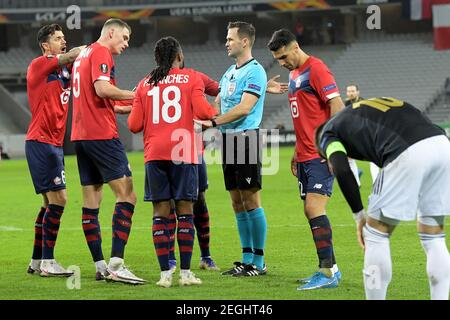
[25,140,66,194]
[198,157,208,192]
[74,139,131,186]
[144,161,198,202]
[297,158,334,200]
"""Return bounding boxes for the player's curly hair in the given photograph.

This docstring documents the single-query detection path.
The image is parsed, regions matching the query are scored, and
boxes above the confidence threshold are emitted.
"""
[149,36,181,86]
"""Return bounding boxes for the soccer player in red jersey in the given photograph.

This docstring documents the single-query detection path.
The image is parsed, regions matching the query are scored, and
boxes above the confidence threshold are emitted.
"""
[71,19,145,284]
[128,36,217,288]
[25,24,85,277]
[268,29,345,290]
[166,70,221,273]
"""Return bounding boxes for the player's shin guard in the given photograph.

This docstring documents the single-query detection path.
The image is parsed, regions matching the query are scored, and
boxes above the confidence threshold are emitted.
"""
[168,208,177,261]
[42,204,64,259]
[309,215,334,269]
[363,224,392,300]
[32,207,46,260]
[82,207,104,262]
[152,217,170,271]
[177,215,195,270]
[419,233,450,300]
[236,211,253,264]
[111,202,134,259]
[193,199,211,258]
[248,208,267,270]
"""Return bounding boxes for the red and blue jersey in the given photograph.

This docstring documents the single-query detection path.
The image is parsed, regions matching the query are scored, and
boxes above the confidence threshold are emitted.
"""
[128,68,217,164]
[26,55,71,146]
[288,56,340,162]
[71,42,119,141]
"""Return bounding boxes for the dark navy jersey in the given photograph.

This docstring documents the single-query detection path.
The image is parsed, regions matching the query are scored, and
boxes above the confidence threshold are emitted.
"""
[318,97,445,167]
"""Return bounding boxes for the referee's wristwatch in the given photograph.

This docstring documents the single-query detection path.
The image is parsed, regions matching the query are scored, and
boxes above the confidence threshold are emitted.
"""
[211,119,217,127]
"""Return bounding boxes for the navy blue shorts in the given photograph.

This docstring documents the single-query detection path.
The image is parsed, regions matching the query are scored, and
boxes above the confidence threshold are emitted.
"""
[198,157,208,192]
[297,158,334,200]
[74,139,131,186]
[25,140,66,194]
[144,161,198,202]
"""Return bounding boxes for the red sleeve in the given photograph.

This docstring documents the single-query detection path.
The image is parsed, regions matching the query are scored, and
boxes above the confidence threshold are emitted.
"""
[191,76,218,119]
[113,99,134,106]
[128,80,145,133]
[196,70,219,97]
[309,60,340,103]
[32,55,59,78]
[90,47,113,84]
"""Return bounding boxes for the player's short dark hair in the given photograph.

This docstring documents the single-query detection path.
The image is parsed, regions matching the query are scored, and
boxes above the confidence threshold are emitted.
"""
[37,24,63,50]
[347,84,359,90]
[267,29,296,52]
[227,21,255,47]
[149,36,181,86]
[102,18,132,35]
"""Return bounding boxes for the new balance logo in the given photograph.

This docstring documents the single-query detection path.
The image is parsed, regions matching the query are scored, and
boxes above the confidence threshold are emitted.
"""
[245,177,252,184]
[313,184,323,189]
[153,230,164,236]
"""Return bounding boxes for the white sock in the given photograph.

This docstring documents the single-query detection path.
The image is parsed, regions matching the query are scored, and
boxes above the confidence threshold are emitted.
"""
[363,224,392,300]
[419,233,450,300]
[95,260,107,272]
[348,159,361,187]
[108,257,123,271]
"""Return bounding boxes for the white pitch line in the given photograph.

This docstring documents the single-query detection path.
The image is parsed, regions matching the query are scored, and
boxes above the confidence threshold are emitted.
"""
[0,226,24,231]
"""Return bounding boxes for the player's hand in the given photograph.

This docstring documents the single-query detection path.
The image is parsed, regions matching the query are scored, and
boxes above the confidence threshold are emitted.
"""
[114,105,132,114]
[266,75,288,94]
[326,159,334,175]
[194,119,213,130]
[353,210,366,250]
[290,154,297,177]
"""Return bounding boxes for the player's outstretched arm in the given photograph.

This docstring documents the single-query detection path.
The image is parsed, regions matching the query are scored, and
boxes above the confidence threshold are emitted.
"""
[266,75,288,94]
[198,92,258,129]
[58,45,86,66]
[328,150,366,248]
[94,80,134,100]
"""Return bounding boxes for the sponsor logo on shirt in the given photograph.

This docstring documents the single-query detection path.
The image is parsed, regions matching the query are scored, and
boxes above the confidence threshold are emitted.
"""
[60,89,71,105]
[322,83,337,92]
[248,84,261,91]
[100,63,108,74]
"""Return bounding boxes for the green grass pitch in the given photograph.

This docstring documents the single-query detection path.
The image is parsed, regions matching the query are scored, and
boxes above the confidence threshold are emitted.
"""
[0,146,447,300]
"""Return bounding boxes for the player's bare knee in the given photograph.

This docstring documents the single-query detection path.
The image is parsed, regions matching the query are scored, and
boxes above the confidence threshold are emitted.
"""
[417,216,445,234]
[47,190,67,206]
[231,200,245,213]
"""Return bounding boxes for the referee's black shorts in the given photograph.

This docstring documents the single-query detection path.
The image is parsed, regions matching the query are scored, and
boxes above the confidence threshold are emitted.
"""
[221,129,262,191]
